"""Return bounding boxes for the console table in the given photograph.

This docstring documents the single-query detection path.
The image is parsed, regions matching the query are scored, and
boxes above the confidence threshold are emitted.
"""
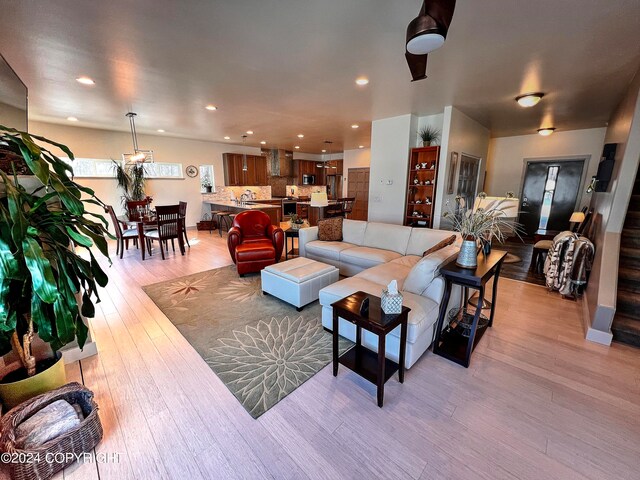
[331,292,410,407]
[433,250,506,368]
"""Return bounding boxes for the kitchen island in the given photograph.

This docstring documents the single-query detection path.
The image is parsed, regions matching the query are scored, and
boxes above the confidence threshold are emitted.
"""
[204,200,282,226]
[296,201,339,226]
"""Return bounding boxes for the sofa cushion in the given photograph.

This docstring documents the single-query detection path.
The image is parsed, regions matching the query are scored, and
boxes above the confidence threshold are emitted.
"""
[362,222,412,254]
[354,261,413,290]
[318,217,343,241]
[342,219,367,245]
[389,255,422,268]
[402,244,459,296]
[405,229,462,257]
[305,240,355,261]
[319,277,439,343]
[339,246,402,269]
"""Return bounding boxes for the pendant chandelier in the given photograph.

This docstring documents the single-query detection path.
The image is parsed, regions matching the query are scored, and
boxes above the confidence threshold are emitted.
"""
[241,135,248,171]
[123,112,154,164]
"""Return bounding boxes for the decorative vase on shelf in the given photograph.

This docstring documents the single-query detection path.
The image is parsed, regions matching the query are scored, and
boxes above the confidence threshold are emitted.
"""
[456,236,478,269]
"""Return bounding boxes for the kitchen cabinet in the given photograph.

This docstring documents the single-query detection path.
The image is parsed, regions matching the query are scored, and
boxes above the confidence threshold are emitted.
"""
[223,153,268,186]
[296,160,318,185]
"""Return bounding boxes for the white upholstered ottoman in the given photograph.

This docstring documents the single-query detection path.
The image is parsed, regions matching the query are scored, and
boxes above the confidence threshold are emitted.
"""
[261,257,339,311]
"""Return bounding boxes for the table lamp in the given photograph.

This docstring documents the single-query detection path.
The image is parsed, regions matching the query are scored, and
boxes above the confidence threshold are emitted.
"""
[310,192,329,207]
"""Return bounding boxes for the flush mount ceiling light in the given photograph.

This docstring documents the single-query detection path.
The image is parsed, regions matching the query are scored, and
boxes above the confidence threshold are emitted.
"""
[355,77,369,86]
[157,129,165,133]
[75,76,95,85]
[516,92,544,108]
[205,105,217,111]
[224,136,231,140]
[66,116,78,122]
[405,0,457,81]
[123,112,154,164]
[537,127,556,136]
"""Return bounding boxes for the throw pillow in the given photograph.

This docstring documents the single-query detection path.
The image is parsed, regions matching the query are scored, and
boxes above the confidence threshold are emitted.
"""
[318,217,343,241]
[403,244,459,296]
[423,234,457,257]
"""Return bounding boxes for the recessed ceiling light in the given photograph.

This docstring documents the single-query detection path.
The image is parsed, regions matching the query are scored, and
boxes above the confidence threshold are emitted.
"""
[355,77,369,86]
[75,76,95,85]
[516,93,544,108]
[294,146,300,149]
[321,149,326,153]
[351,124,359,129]
[537,127,556,136]
[260,141,267,145]
[297,134,304,139]
[224,136,231,140]
[359,145,364,149]
[157,129,165,133]
[67,116,78,122]
[246,130,254,135]
[205,105,217,111]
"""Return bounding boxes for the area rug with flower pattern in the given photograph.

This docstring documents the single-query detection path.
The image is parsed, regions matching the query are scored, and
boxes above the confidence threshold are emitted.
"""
[142,265,351,418]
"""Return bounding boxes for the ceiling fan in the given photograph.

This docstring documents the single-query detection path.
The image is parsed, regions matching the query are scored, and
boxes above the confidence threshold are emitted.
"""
[405,0,457,82]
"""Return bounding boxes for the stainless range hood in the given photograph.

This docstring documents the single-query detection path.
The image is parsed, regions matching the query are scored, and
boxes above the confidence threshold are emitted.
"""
[263,148,293,177]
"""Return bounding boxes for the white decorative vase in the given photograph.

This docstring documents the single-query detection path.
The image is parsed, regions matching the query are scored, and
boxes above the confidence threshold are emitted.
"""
[456,238,478,269]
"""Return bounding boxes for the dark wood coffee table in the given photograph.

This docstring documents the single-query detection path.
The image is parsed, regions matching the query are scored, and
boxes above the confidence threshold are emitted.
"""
[331,291,411,407]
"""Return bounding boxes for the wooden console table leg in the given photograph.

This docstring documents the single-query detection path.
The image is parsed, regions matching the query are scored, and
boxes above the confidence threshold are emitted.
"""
[332,312,339,377]
[433,279,452,355]
[489,262,503,327]
[377,333,386,408]
[464,286,484,368]
[398,320,407,383]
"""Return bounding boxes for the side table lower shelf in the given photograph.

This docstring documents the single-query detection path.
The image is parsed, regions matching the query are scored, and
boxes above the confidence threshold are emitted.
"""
[434,323,489,367]
[339,345,399,385]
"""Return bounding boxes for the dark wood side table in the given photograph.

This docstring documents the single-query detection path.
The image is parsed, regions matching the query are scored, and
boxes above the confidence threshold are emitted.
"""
[331,291,411,407]
[433,250,507,368]
[283,228,299,260]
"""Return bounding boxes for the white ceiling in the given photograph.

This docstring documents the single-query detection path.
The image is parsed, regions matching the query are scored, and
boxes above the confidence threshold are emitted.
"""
[1,0,639,152]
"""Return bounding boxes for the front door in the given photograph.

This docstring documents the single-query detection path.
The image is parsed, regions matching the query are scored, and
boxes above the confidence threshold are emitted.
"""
[347,167,370,221]
[520,159,585,236]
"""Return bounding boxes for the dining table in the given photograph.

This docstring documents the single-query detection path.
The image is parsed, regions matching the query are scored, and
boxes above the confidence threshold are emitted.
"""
[116,213,159,259]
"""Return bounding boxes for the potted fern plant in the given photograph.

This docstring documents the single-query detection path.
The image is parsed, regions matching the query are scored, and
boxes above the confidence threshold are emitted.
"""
[0,125,111,409]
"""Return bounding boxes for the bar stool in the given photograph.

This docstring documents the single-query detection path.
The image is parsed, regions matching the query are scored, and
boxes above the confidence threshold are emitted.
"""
[216,211,233,237]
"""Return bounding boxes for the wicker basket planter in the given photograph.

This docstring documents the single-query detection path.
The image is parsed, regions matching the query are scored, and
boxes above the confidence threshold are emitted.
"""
[0,382,103,480]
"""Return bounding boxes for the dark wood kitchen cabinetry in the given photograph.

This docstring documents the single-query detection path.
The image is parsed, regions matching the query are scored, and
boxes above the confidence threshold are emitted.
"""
[296,160,319,185]
[223,153,268,186]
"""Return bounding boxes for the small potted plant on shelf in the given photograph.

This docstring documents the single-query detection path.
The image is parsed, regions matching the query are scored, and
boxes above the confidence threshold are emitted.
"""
[289,213,305,230]
[443,193,522,269]
[0,125,111,409]
[418,125,441,147]
[201,174,213,193]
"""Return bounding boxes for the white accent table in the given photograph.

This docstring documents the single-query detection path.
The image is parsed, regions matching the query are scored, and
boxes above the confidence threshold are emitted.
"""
[261,257,339,311]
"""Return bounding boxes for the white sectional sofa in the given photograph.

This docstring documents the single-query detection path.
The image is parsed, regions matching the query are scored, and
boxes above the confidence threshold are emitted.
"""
[299,220,462,369]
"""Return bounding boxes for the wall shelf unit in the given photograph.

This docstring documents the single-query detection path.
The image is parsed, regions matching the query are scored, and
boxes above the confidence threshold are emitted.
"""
[403,146,440,228]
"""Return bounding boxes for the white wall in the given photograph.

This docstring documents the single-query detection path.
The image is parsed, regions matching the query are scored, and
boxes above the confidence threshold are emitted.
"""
[368,114,417,224]
[342,147,370,197]
[434,107,491,228]
[29,121,260,229]
[485,127,607,210]
[416,113,445,148]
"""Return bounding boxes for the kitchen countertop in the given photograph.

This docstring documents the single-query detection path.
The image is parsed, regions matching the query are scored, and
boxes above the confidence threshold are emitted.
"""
[204,200,281,210]
[296,201,339,206]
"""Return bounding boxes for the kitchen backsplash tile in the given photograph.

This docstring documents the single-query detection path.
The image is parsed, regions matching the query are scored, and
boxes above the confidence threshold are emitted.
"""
[287,185,327,198]
[204,186,272,201]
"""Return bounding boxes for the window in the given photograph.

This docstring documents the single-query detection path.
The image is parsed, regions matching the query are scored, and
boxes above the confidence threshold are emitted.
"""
[199,165,214,192]
[538,166,559,230]
[60,158,184,179]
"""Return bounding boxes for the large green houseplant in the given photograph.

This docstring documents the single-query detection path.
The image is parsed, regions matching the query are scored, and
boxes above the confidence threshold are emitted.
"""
[0,125,111,407]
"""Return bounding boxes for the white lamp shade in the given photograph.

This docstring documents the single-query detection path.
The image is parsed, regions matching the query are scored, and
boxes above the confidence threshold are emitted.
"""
[569,211,586,223]
[310,192,328,207]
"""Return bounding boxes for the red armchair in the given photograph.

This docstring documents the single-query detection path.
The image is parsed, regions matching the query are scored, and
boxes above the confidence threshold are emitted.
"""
[227,210,284,276]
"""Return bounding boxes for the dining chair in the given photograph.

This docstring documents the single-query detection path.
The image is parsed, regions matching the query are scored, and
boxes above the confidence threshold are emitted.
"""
[142,205,185,260]
[105,205,139,259]
[338,197,355,218]
[178,201,190,248]
[125,199,150,220]
[324,203,344,218]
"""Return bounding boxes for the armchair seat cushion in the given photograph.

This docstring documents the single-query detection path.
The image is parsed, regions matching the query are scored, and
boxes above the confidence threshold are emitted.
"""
[235,240,276,262]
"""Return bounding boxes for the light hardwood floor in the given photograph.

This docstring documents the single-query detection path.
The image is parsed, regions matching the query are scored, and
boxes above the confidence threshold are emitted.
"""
[13,229,640,479]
